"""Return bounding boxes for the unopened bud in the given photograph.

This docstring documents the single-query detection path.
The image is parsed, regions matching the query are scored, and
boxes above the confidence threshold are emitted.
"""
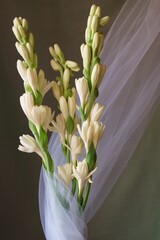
[51,59,62,72]
[91,15,99,34]
[97,34,104,55]
[91,63,100,89]
[18,25,26,39]
[100,16,110,27]
[95,7,101,17]
[26,43,33,60]
[83,44,91,70]
[52,81,61,101]
[92,32,99,56]
[28,33,34,47]
[12,26,21,42]
[13,17,20,27]
[90,5,97,16]
[63,69,70,90]
[49,46,57,59]
[22,19,28,31]
[65,60,80,72]
[54,44,65,62]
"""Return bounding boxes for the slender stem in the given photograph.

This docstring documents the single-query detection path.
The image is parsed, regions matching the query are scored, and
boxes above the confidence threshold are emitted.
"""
[71,178,76,196]
[82,182,91,210]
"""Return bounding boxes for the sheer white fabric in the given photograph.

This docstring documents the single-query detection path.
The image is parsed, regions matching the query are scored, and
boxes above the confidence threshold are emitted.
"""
[39,0,160,239]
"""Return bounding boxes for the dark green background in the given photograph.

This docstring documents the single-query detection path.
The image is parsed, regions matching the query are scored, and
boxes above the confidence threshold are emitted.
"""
[1,0,160,239]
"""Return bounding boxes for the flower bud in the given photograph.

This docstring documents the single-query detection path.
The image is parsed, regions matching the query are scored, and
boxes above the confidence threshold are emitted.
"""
[28,33,34,47]
[59,96,69,121]
[87,16,92,28]
[13,17,20,27]
[65,60,80,72]
[12,26,21,42]
[90,4,97,16]
[83,44,91,70]
[52,81,61,101]
[75,77,88,106]
[54,44,65,62]
[68,96,76,118]
[92,32,99,56]
[100,16,110,27]
[95,6,101,17]
[50,59,62,72]
[58,163,73,186]
[27,68,38,92]
[17,60,27,82]
[22,18,28,31]
[63,69,70,90]
[91,63,101,89]
[97,34,104,55]
[26,42,34,60]
[49,46,57,59]
[18,25,26,39]
[91,15,99,34]
[90,103,104,121]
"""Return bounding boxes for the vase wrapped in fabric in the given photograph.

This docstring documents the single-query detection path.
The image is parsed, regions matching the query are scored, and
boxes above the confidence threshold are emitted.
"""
[12,0,160,239]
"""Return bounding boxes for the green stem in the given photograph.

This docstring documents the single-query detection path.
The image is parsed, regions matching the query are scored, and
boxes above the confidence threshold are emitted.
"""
[82,182,91,210]
[66,148,70,163]
[71,178,77,196]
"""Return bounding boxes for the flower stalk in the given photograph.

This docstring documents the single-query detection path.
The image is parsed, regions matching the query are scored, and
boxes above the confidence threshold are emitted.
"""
[13,4,108,212]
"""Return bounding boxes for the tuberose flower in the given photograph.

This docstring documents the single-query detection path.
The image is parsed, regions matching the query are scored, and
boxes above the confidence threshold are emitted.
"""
[75,77,88,107]
[18,134,43,158]
[49,114,66,143]
[31,105,52,132]
[59,96,69,121]
[77,119,105,151]
[58,163,73,186]
[20,92,34,120]
[70,135,83,164]
[72,159,97,193]
[90,103,104,121]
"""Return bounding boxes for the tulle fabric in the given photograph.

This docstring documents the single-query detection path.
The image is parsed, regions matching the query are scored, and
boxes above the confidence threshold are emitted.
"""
[39,0,160,239]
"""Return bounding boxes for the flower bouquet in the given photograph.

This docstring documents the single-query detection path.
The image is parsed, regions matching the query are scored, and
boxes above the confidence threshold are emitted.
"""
[12,4,109,239]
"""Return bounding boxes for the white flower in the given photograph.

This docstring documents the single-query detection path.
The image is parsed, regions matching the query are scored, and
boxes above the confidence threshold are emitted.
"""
[27,68,38,92]
[15,42,30,65]
[31,105,52,132]
[49,114,66,143]
[80,44,91,70]
[91,63,106,88]
[59,96,69,121]
[38,70,54,97]
[18,134,43,158]
[52,81,61,101]
[72,160,97,193]
[75,77,88,107]
[20,93,34,120]
[90,103,104,121]
[91,63,100,89]
[77,119,105,151]
[58,163,73,186]
[68,96,76,119]
[17,60,27,82]
[70,135,83,164]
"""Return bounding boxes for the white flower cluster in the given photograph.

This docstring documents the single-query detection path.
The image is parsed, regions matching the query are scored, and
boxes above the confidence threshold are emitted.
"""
[13,4,108,210]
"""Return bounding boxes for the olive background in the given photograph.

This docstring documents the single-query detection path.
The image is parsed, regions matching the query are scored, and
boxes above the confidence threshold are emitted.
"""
[1,0,160,239]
